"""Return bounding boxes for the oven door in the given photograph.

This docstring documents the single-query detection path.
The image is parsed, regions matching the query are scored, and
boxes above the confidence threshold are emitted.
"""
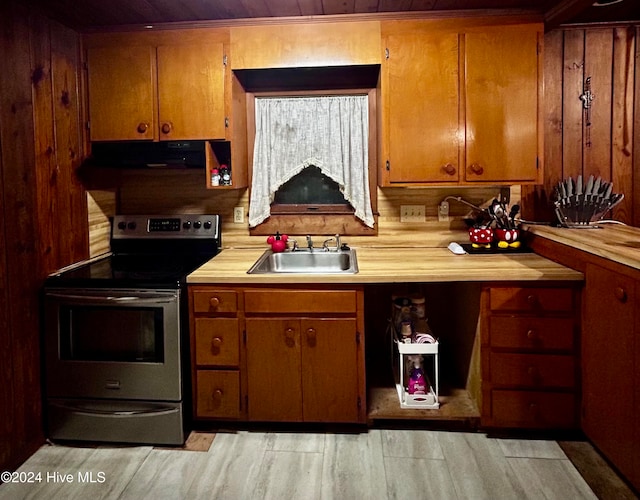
[44,288,182,401]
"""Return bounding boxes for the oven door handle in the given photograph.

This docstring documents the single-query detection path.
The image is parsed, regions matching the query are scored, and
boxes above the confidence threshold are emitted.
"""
[50,402,180,417]
[46,292,177,304]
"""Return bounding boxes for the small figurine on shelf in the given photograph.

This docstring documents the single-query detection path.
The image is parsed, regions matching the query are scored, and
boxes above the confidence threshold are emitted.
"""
[210,168,220,186]
[219,164,231,186]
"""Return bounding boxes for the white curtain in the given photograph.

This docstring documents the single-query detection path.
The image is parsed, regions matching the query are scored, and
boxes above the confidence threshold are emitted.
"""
[249,95,374,228]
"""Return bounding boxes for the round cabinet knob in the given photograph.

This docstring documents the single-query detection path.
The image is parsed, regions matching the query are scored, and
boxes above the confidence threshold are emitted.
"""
[284,327,296,347]
[209,297,220,309]
[211,337,222,352]
[161,122,172,135]
[614,287,627,303]
[306,327,317,347]
[469,163,484,175]
[212,389,223,403]
[443,163,456,176]
[136,122,149,134]
[527,294,538,307]
[526,329,536,340]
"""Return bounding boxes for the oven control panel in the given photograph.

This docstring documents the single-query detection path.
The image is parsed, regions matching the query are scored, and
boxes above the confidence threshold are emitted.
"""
[112,214,220,239]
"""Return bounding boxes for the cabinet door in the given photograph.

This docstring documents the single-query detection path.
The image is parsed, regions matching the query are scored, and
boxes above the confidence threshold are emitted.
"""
[245,319,302,421]
[385,32,460,183]
[583,263,635,481]
[301,318,359,422]
[465,25,539,182]
[87,46,156,141]
[157,43,225,140]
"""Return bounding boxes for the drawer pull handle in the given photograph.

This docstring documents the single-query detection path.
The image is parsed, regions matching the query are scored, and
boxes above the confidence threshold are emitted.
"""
[306,327,317,347]
[161,122,172,134]
[527,366,537,377]
[209,297,220,309]
[211,337,222,352]
[527,294,538,306]
[614,287,627,303]
[443,163,456,176]
[526,329,537,340]
[213,389,223,400]
[136,122,149,134]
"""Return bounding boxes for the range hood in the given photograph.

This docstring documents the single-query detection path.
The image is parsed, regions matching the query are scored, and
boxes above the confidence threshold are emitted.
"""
[234,65,380,92]
[86,140,210,169]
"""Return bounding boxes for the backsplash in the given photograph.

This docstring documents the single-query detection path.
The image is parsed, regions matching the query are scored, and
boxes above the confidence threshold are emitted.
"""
[88,169,520,252]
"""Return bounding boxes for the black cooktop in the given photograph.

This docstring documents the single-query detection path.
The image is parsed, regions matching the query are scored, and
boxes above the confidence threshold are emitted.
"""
[45,214,221,289]
[45,253,213,289]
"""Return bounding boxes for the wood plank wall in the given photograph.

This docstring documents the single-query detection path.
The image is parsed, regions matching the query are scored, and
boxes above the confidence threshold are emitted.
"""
[523,25,639,226]
[0,0,88,472]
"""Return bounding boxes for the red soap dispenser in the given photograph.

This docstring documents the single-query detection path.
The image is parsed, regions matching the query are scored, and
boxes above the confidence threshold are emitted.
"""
[267,232,288,253]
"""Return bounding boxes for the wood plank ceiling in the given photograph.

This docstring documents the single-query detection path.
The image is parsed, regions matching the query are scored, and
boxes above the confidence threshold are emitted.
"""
[30,0,640,32]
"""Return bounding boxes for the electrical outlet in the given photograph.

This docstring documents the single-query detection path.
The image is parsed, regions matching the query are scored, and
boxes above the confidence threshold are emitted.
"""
[400,205,425,222]
[438,201,450,222]
[233,206,245,224]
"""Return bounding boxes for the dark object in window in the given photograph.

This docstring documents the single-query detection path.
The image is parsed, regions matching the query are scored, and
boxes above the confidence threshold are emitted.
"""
[273,165,352,206]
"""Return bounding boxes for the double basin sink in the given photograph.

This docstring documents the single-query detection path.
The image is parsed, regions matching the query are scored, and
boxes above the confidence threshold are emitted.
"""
[247,248,358,274]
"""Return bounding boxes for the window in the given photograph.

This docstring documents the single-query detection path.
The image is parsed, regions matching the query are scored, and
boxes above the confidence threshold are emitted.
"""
[247,90,378,236]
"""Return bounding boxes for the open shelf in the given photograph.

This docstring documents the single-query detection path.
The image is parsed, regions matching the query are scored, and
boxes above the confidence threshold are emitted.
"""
[367,386,480,423]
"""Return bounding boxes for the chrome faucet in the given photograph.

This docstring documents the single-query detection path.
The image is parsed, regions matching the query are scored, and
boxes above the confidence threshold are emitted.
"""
[306,235,313,252]
[322,234,341,252]
[289,238,299,251]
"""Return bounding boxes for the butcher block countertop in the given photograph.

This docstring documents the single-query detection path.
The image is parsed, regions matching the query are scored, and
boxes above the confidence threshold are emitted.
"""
[524,223,640,272]
[187,246,583,284]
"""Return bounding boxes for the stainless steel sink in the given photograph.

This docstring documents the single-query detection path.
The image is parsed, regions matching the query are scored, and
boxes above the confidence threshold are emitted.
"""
[247,249,359,274]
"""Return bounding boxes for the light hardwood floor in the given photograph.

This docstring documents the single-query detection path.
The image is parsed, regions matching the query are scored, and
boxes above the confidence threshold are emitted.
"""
[0,429,627,499]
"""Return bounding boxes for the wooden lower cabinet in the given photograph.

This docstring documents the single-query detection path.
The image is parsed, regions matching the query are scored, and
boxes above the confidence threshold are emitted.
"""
[245,318,359,422]
[244,287,365,423]
[190,288,242,420]
[481,285,580,429]
[189,285,366,424]
[582,263,638,489]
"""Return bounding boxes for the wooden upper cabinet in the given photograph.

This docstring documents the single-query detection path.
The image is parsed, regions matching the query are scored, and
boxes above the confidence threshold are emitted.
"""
[464,25,541,183]
[385,32,460,183]
[380,21,542,186]
[87,42,226,141]
[230,21,381,69]
[87,46,156,141]
[157,43,225,140]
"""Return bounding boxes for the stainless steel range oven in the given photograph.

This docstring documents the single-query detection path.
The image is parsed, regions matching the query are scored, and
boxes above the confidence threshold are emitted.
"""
[44,214,221,446]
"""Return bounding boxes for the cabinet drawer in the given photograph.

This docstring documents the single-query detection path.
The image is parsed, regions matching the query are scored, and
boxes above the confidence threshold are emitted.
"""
[490,353,575,388]
[195,318,239,367]
[244,290,357,314]
[490,287,574,313]
[489,316,574,351]
[192,290,238,313]
[196,370,240,419]
[491,390,576,429]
